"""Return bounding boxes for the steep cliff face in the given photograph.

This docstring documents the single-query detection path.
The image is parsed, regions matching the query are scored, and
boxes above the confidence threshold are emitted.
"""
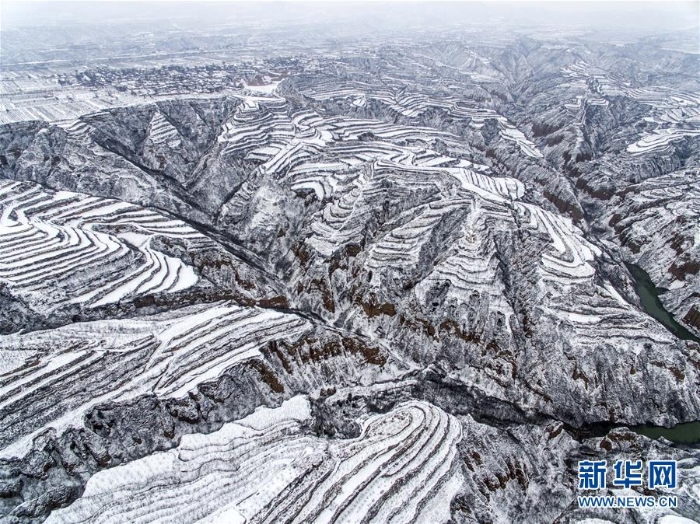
[1,36,699,524]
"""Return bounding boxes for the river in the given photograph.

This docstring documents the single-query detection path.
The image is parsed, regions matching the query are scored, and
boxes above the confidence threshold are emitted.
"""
[626,263,700,343]
[625,263,700,445]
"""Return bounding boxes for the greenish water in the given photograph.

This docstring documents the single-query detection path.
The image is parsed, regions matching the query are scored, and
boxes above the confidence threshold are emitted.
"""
[626,263,700,343]
[624,263,700,445]
[574,421,700,446]
[631,421,700,445]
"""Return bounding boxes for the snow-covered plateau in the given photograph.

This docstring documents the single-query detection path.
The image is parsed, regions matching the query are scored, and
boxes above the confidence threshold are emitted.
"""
[0,11,699,524]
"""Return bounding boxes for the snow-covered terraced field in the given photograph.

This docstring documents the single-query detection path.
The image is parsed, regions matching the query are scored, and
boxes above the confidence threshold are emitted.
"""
[0,179,203,312]
[2,32,700,524]
[44,397,463,524]
[516,202,600,283]
[562,60,700,156]
[236,97,665,349]
[281,121,668,359]
[289,137,593,292]
[296,81,544,159]
[148,112,182,148]
[627,127,700,155]
[0,301,310,457]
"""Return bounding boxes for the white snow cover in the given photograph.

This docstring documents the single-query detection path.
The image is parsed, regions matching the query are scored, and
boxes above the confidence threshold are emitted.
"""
[0,302,310,459]
[0,179,204,311]
[45,398,463,524]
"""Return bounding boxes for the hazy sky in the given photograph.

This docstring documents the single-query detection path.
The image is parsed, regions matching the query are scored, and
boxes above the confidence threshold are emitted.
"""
[2,1,698,34]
